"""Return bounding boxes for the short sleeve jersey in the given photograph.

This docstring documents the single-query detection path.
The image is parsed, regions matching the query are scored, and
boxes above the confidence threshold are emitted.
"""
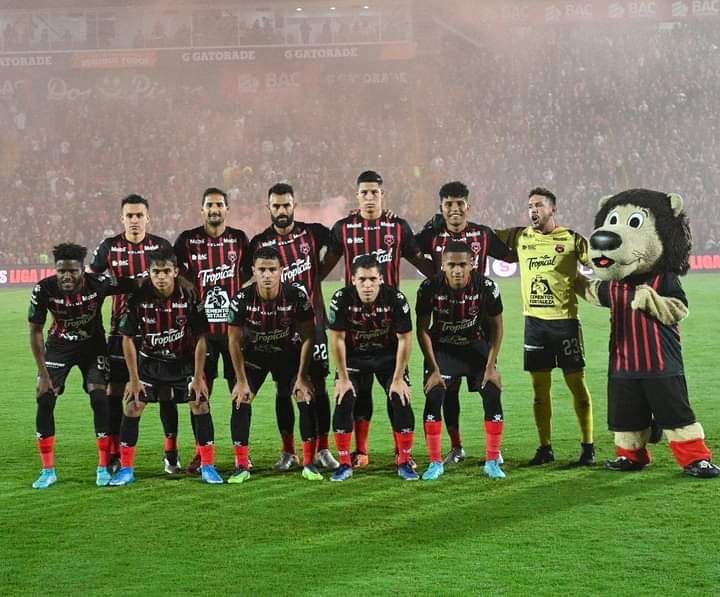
[249,222,329,326]
[174,226,250,338]
[328,211,421,288]
[227,282,314,354]
[119,283,208,363]
[89,233,172,333]
[416,270,503,347]
[415,222,514,275]
[495,226,589,320]
[597,272,686,378]
[327,284,412,357]
[29,273,133,344]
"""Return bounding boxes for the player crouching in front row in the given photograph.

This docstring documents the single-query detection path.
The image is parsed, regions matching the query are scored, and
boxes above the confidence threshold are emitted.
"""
[227,246,319,483]
[109,247,222,486]
[327,255,418,482]
[416,242,507,480]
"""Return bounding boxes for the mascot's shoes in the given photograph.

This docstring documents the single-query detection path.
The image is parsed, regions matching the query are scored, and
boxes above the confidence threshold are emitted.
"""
[684,460,720,479]
[528,445,555,466]
[578,443,596,466]
[605,456,646,472]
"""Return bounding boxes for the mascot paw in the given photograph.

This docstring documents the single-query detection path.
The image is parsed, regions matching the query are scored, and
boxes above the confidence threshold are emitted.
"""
[630,284,654,312]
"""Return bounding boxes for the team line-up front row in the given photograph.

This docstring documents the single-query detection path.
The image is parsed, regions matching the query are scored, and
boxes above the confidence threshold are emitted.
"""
[28,171,719,489]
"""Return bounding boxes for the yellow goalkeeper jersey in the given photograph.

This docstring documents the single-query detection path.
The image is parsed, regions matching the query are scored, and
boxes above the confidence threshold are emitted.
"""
[496,226,589,320]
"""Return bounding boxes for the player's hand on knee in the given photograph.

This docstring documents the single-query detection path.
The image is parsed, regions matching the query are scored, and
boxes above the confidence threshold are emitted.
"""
[190,376,209,405]
[334,378,355,404]
[423,369,446,395]
[231,380,253,408]
[390,379,411,405]
[293,375,314,403]
[37,373,57,397]
[482,365,502,390]
[124,380,145,407]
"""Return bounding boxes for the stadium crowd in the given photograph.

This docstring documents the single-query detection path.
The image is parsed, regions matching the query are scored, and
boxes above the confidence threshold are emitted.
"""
[1,19,719,264]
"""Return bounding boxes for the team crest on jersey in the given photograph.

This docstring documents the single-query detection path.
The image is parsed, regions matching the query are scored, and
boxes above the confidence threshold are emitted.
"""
[384,235,394,247]
[299,243,311,255]
[555,245,565,254]
[471,242,481,254]
[228,250,237,263]
[468,306,478,316]
[176,317,186,327]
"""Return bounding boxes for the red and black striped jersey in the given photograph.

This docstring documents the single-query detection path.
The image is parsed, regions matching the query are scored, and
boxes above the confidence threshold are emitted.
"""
[227,282,314,354]
[327,284,412,357]
[328,211,421,288]
[119,283,207,363]
[29,273,134,344]
[89,233,172,333]
[415,222,514,275]
[174,226,250,338]
[249,222,329,326]
[416,270,503,347]
[598,273,686,378]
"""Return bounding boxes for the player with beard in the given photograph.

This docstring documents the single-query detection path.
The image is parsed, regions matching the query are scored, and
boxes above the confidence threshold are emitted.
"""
[327,255,418,482]
[89,194,180,474]
[109,248,221,485]
[174,187,250,473]
[29,243,135,488]
[495,188,595,466]
[248,183,339,472]
[416,242,506,480]
[227,246,318,483]
[320,170,433,468]
[415,181,514,466]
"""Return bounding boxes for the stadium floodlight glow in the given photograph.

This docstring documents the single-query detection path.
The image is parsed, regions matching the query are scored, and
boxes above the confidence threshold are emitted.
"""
[363,5,369,9]
[296,6,303,11]
[330,6,336,10]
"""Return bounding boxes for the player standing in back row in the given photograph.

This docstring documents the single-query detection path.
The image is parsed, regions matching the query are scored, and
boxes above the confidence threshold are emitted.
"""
[174,187,250,472]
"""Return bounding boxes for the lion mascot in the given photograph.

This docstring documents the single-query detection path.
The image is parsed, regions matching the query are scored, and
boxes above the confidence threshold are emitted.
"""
[578,189,718,478]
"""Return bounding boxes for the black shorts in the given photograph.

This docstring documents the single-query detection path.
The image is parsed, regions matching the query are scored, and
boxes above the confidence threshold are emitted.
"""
[44,337,108,395]
[344,353,410,397]
[205,336,235,382]
[244,351,301,395]
[523,316,585,372]
[607,375,696,431]
[107,334,140,384]
[425,343,490,392]
[310,325,330,379]
[138,356,195,403]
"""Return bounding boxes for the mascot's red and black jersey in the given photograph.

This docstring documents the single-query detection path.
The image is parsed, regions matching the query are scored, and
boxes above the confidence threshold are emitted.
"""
[598,272,686,378]
[328,211,421,288]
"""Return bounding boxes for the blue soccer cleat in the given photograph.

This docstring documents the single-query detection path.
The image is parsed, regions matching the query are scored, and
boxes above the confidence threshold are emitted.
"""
[421,461,445,481]
[398,462,420,481]
[484,459,506,479]
[109,467,136,486]
[200,464,224,484]
[96,466,112,487]
[330,463,353,482]
[32,468,57,489]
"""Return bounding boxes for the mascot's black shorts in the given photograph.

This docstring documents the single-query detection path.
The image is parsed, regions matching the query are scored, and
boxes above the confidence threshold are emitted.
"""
[523,316,585,371]
[607,375,696,431]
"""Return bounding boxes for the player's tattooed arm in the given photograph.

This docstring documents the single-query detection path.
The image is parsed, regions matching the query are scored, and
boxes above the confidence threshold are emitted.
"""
[293,320,315,402]
[417,314,444,394]
[482,313,503,390]
[122,335,145,405]
[29,322,55,396]
[406,251,435,278]
[318,249,342,281]
[329,329,354,403]
[228,325,254,406]
[390,331,413,405]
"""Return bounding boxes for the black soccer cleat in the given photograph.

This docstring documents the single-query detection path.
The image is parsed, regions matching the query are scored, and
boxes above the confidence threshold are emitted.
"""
[528,445,555,466]
[578,442,596,466]
[605,456,647,472]
[683,460,720,478]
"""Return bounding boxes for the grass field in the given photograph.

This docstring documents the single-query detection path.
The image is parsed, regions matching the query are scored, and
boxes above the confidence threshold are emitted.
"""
[2,275,719,595]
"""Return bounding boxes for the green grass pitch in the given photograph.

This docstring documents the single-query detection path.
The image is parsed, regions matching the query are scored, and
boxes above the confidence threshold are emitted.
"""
[1,275,719,595]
